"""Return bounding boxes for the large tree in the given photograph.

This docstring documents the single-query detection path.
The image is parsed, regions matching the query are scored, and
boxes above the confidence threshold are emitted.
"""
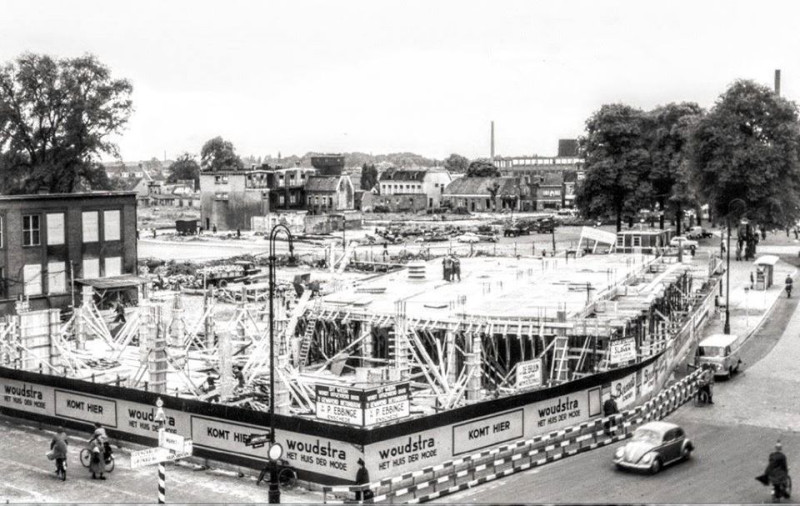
[167,153,201,188]
[444,153,469,173]
[689,80,800,236]
[200,136,243,172]
[360,163,378,190]
[466,159,499,178]
[648,102,705,234]
[0,53,133,193]
[575,104,651,231]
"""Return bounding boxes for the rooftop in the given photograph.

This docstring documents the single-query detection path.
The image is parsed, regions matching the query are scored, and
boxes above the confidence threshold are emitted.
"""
[0,191,137,201]
[320,254,655,321]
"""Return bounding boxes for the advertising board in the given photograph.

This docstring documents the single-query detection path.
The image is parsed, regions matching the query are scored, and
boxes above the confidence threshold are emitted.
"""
[316,383,410,427]
[609,337,636,365]
[525,391,589,432]
[640,363,656,397]
[55,390,118,427]
[611,372,637,408]
[363,383,410,426]
[452,409,524,455]
[516,359,542,390]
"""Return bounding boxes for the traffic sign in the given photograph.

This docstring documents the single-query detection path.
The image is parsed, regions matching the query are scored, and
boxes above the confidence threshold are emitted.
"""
[163,440,193,462]
[131,447,170,469]
[159,430,186,452]
[244,433,270,447]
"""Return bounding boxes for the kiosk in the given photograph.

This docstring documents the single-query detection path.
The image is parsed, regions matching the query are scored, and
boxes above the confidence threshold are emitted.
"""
[753,255,779,290]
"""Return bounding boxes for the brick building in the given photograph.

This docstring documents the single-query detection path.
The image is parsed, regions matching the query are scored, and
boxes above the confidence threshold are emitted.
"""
[443,177,531,212]
[0,192,138,314]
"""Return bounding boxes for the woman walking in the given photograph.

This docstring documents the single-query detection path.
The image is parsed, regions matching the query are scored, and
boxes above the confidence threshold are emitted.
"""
[50,426,68,481]
[89,439,106,480]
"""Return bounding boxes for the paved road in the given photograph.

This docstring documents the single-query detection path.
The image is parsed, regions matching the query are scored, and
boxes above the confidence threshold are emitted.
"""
[436,286,800,504]
[0,417,322,503]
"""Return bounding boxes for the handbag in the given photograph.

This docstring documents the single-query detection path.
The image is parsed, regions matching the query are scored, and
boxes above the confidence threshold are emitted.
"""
[46,450,55,460]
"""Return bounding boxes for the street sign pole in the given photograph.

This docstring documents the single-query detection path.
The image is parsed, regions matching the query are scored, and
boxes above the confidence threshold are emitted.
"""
[158,462,166,504]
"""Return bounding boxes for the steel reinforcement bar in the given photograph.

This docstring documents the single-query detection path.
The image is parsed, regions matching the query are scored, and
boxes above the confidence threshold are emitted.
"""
[322,369,703,504]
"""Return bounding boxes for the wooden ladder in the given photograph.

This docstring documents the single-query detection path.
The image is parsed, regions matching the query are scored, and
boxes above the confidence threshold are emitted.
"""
[297,319,317,367]
[551,336,571,384]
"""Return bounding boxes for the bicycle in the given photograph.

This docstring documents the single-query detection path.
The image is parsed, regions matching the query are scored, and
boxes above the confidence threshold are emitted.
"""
[257,461,297,490]
[79,444,116,473]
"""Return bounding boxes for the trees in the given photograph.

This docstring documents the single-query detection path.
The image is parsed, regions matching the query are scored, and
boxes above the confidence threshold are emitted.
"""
[167,153,201,188]
[575,104,651,231]
[444,153,469,173]
[200,136,243,172]
[0,53,133,193]
[360,163,378,191]
[689,80,800,239]
[465,159,499,178]
[648,102,705,235]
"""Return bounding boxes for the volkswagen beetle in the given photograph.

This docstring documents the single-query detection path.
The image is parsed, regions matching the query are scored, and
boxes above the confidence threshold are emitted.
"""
[613,421,693,474]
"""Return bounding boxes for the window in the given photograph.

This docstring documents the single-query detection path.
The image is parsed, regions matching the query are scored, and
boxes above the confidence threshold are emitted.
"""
[23,264,42,296]
[82,211,99,242]
[616,235,624,246]
[279,195,285,205]
[328,197,333,207]
[633,236,641,247]
[105,256,122,277]
[23,215,41,246]
[47,261,66,293]
[289,194,297,204]
[82,258,100,279]
[46,213,65,245]
[104,210,121,241]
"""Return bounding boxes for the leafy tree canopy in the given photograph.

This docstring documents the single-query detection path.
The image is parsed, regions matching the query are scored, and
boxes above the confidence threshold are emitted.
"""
[167,153,201,188]
[360,163,378,190]
[466,159,499,177]
[689,80,800,229]
[0,53,133,193]
[444,153,469,173]
[200,136,243,172]
[575,104,651,231]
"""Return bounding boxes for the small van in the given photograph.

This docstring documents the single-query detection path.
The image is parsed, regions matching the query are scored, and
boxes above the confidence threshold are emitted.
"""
[696,333,744,378]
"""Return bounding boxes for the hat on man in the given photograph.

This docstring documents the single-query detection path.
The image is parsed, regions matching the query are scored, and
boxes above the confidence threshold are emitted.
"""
[776,441,783,451]
[357,458,365,466]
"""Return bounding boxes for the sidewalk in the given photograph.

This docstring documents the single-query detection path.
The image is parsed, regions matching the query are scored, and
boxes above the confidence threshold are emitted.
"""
[702,255,795,340]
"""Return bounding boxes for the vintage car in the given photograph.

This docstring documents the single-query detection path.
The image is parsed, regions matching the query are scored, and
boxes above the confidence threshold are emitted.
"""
[670,236,699,250]
[456,232,481,243]
[613,421,693,474]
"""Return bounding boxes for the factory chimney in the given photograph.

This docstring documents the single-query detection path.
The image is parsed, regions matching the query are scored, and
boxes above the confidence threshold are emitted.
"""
[775,69,781,96]
[490,121,495,161]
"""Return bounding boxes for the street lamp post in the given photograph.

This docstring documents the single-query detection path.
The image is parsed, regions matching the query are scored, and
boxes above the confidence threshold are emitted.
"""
[724,198,746,335]
[267,224,294,504]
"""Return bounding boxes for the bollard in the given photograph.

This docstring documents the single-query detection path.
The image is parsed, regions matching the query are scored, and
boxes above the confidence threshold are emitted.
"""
[91,373,95,383]
[116,374,121,387]
[145,381,149,392]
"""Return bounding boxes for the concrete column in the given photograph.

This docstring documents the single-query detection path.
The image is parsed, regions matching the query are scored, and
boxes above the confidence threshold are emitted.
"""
[148,306,167,394]
[204,288,215,349]
[48,309,61,369]
[360,322,373,368]
[218,330,234,398]
[466,333,482,402]
[275,351,291,415]
[445,330,457,387]
[169,294,185,348]
[394,316,409,379]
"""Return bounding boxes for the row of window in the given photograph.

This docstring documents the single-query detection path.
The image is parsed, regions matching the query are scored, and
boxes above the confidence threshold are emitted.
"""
[307,196,334,207]
[277,194,298,205]
[12,210,121,247]
[22,257,122,297]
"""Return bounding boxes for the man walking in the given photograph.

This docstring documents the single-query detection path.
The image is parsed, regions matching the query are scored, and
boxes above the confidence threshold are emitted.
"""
[785,274,793,298]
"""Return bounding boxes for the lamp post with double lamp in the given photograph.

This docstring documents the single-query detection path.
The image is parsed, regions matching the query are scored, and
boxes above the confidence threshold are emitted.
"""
[724,198,746,335]
[267,224,294,504]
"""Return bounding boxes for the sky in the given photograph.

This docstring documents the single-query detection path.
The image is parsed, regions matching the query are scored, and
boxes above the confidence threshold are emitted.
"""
[3,0,800,163]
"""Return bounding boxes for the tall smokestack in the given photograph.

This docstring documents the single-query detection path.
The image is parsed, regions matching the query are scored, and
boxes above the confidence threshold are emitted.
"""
[490,121,495,161]
[775,69,781,96]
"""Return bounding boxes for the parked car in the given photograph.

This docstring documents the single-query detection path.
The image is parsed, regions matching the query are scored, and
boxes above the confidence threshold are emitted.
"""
[613,421,694,474]
[503,222,532,237]
[670,236,699,249]
[477,233,499,243]
[456,233,480,243]
[685,226,713,240]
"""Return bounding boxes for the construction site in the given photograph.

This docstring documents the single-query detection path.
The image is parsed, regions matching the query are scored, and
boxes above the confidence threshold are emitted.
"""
[0,235,722,483]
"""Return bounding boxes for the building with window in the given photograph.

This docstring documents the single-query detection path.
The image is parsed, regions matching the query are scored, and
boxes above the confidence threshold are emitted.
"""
[370,168,452,212]
[305,174,355,214]
[199,169,271,231]
[442,177,531,212]
[0,192,138,315]
[263,167,317,211]
[533,173,565,210]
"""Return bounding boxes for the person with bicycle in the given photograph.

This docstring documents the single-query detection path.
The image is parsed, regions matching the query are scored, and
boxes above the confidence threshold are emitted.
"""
[88,438,106,480]
[49,426,69,481]
[89,423,113,463]
[698,364,715,404]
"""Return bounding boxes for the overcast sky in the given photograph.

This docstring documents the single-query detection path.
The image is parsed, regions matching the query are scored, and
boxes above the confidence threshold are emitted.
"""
[2,0,800,162]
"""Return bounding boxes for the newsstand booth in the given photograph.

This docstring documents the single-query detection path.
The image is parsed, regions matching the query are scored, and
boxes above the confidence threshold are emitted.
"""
[753,255,779,290]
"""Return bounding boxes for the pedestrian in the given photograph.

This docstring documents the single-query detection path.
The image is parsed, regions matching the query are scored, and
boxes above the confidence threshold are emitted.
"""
[355,458,372,502]
[113,301,126,324]
[136,229,140,240]
[795,228,799,240]
[212,224,217,233]
[382,241,389,259]
[50,426,69,481]
[90,423,112,463]
[785,274,793,298]
[452,255,461,282]
[602,394,619,435]
[750,272,755,289]
[152,228,157,239]
[442,256,452,281]
[735,245,742,261]
[89,439,106,480]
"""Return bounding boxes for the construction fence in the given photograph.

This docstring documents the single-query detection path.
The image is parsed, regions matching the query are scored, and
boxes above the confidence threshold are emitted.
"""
[322,368,704,504]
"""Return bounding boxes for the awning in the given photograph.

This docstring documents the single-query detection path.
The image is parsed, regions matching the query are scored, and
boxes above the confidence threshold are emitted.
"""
[75,275,150,290]
[754,255,780,266]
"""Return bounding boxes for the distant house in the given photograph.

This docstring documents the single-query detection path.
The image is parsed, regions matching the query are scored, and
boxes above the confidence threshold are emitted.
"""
[199,169,270,231]
[305,175,355,214]
[372,168,452,212]
[264,167,317,211]
[443,177,531,212]
[533,173,565,210]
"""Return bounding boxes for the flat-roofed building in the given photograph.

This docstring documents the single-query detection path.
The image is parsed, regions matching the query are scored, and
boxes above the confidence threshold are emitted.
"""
[0,192,139,314]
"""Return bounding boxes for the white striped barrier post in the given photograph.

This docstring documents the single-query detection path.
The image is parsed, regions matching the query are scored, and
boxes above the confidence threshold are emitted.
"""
[158,462,166,504]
